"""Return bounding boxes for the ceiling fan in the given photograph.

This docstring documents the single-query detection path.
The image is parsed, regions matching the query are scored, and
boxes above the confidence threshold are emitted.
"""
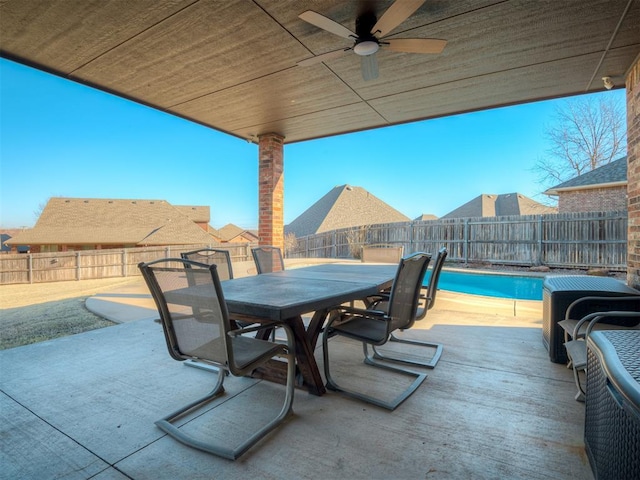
[297,0,446,81]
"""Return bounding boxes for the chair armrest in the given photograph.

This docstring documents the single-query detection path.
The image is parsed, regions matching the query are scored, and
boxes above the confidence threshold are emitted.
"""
[331,305,388,318]
[228,321,282,337]
[584,311,640,336]
[564,295,640,321]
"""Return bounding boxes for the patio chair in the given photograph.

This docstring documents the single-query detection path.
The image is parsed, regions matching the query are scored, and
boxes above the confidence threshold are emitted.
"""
[181,248,233,281]
[181,248,252,369]
[322,252,432,410]
[370,247,448,368]
[252,246,285,274]
[558,295,640,401]
[138,258,296,460]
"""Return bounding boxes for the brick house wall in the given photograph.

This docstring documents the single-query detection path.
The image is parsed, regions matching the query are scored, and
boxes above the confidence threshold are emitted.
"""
[627,57,640,289]
[558,186,627,213]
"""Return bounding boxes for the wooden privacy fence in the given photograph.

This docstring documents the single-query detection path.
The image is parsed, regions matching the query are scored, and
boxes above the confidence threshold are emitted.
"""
[0,243,257,285]
[286,211,628,271]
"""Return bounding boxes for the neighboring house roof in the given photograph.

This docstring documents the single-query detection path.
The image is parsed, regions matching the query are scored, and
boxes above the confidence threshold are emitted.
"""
[414,214,438,221]
[544,156,628,195]
[1,229,30,252]
[285,185,410,238]
[442,193,556,219]
[5,198,214,246]
[215,223,259,242]
[176,205,210,223]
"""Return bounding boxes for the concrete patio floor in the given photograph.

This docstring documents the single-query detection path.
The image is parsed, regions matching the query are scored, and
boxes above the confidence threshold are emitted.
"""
[1,266,593,480]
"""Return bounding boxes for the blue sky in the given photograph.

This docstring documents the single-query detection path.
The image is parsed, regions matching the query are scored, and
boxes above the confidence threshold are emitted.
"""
[0,58,626,229]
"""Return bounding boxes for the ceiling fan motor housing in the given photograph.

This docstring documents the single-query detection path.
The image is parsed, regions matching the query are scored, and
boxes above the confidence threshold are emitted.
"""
[354,12,380,56]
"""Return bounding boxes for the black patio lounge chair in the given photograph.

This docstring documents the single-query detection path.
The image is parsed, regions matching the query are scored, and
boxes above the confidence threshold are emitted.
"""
[138,258,296,460]
[370,247,448,368]
[558,295,640,401]
[322,252,432,410]
[252,246,285,274]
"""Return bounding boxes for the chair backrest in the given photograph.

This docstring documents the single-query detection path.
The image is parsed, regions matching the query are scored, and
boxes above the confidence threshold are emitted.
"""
[252,246,285,274]
[419,247,448,317]
[387,252,432,331]
[361,244,404,263]
[138,258,234,369]
[181,248,233,280]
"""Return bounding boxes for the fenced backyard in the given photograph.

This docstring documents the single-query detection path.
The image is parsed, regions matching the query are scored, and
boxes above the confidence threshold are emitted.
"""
[287,210,628,270]
[0,243,256,285]
[0,210,628,285]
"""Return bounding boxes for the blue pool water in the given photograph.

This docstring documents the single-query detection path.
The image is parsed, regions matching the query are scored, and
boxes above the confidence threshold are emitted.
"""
[424,270,543,300]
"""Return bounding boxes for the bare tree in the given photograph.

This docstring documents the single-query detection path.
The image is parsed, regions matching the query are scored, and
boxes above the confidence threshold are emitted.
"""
[535,95,626,189]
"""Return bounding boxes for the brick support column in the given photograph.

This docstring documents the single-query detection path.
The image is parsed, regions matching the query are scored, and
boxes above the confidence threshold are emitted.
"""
[258,133,285,251]
[627,56,640,288]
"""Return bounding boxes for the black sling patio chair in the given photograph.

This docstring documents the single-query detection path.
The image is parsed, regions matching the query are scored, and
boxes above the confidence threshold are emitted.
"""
[369,247,448,369]
[181,248,253,369]
[181,248,233,281]
[138,258,296,460]
[322,252,432,410]
[252,246,285,274]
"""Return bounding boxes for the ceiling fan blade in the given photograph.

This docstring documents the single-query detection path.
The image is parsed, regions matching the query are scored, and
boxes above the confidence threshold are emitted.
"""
[299,11,355,39]
[371,0,426,38]
[361,54,378,81]
[297,48,351,67]
[384,38,447,54]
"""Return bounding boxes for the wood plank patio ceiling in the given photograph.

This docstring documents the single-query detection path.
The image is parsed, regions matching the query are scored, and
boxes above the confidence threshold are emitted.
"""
[1,0,639,144]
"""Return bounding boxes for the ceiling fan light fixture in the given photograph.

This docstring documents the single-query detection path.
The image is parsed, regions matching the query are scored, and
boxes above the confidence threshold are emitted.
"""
[354,40,379,56]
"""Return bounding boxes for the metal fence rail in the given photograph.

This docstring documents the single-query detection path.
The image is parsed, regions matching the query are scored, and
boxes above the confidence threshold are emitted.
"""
[286,211,627,270]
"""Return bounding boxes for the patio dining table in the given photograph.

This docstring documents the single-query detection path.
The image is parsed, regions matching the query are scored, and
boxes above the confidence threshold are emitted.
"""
[171,263,397,396]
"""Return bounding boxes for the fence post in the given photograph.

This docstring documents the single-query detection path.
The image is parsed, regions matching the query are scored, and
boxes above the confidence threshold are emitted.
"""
[28,254,33,284]
[332,231,336,259]
[165,246,170,257]
[537,216,543,266]
[464,219,469,264]
[76,251,81,280]
[122,249,127,277]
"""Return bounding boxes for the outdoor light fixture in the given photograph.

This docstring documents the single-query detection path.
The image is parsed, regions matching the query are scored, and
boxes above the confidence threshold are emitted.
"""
[602,76,614,90]
[354,40,379,56]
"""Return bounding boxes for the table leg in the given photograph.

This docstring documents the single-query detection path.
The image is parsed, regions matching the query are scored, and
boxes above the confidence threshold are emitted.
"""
[288,315,326,396]
[250,315,326,396]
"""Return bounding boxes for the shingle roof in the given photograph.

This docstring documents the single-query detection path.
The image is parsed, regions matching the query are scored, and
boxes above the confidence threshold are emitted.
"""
[6,198,214,246]
[285,185,410,238]
[442,193,556,219]
[544,156,628,195]
[176,205,210,223]
[414,214,438,221]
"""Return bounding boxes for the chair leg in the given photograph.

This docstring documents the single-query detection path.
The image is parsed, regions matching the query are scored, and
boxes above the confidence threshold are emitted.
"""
[183,359,227,374]
[371,331,443,369]
[156,344,296,460]
[323,333,427,411]
[154,368,233,457]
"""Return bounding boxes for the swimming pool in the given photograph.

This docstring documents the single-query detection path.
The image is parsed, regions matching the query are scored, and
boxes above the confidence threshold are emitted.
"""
[424,269,544,300]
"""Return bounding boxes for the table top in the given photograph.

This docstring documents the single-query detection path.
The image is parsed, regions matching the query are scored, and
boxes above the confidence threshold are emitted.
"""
[221,263,397,321]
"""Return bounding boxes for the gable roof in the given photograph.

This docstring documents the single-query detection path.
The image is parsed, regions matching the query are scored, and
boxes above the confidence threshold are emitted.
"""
[544,156,628,195]
[214,223,258,242]
[285,185,410,238]
[442,193,556,219]
[414,214,439,221]
[6,198,214,246]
